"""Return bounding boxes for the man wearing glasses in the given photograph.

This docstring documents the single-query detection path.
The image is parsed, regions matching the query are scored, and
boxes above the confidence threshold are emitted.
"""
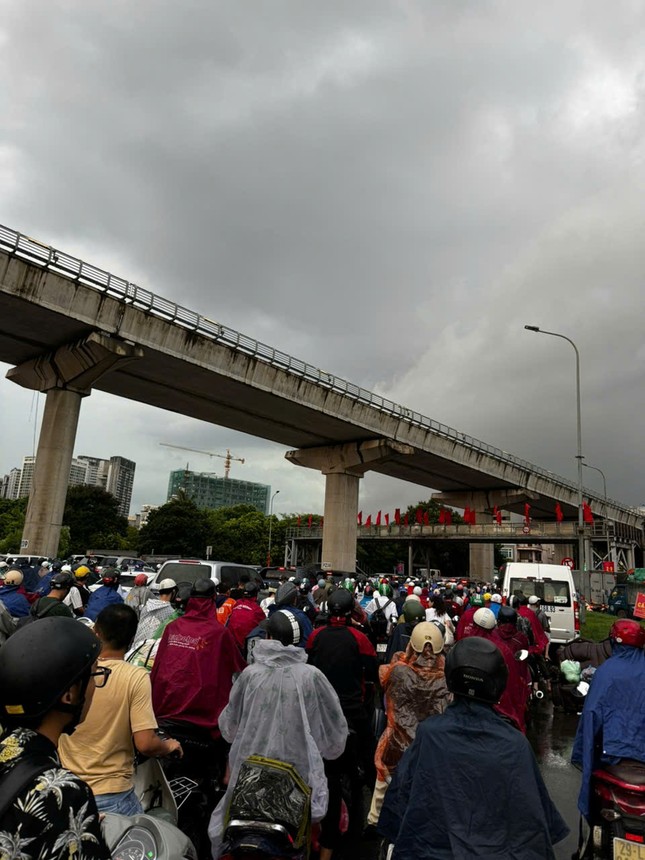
[0,617,112,859]
[60,604,182,815]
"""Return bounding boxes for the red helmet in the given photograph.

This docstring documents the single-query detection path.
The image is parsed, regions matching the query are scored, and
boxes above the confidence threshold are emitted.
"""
[610,619,645,649]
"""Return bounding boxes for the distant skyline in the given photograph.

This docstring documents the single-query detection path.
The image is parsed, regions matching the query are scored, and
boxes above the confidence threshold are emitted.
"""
[1,0,644,516]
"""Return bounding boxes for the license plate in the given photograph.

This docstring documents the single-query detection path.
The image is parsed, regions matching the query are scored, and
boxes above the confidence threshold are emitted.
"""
[376,643,387,653]
[614,836,645,859]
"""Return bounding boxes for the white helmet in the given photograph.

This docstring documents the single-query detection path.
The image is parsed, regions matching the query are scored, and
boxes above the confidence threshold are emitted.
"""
[473,607,497,630]
[410,621,444,654]
[413,586,422,596]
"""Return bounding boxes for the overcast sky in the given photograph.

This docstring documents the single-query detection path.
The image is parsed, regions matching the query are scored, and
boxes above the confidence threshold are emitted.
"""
[1,0,644,518]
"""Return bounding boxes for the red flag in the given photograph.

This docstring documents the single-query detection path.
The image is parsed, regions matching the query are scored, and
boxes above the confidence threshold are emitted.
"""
[438,509,446,525]
[320,516,324,527]
[357,511,362,526]
[524,503,531,526]
[555,503,563,523]
[394,508,401,525]
[464,506,472,524]
[307,514,312,528]
[415,507,423,524]
[583,502,594,524]
[404,512,409,526]
[385,513,390,526]
[365,514,372,527]
[423,511,430,526]
[376,510,381,526]
[297,515,301,527]
[494,506,502,525]
[470,509,476,525]
[445,509,452,525]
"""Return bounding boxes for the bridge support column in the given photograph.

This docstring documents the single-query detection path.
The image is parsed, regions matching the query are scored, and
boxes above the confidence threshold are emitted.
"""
[7,333,143,558]
[286,439,414,572]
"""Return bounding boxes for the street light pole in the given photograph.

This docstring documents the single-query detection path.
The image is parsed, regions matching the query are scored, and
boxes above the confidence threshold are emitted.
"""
[267,490,280,566]
[524,325,585,571]
[583,462,611,568]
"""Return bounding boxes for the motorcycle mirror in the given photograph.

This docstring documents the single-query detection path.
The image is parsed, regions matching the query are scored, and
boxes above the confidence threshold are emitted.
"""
[515,649,529,661]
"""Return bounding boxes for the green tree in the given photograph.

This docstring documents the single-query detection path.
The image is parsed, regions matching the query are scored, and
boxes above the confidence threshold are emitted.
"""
[0,497,28,554]
[138,496,211,556]
[63,485,128,554]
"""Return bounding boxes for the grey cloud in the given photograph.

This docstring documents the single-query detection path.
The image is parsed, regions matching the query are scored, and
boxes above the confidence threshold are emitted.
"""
[1,0,644,512]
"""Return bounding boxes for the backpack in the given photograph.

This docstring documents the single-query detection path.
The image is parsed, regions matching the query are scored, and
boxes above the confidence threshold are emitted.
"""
[370,598,393,641]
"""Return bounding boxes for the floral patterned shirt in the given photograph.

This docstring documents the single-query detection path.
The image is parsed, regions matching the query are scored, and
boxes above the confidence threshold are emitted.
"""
[0,727,110,860]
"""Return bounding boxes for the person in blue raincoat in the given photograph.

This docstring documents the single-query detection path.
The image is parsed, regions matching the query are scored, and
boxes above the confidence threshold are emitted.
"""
[571,618,645,820]
[85,568,124,622]
[379,638,568,860]
[0,570,31,617]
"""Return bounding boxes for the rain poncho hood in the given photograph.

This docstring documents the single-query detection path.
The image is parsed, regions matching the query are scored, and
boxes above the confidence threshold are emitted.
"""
[375,646,451,781]
[208,638,348,857]
[151,597,246,736]
[85,584,124,621]
[571,644,645,819]
[134,598,175,644]
[0,585,30,617]
[379,698,569,859]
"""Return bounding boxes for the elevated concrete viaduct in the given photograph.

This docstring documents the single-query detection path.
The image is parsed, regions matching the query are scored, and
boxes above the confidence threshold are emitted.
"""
[1,226,642,569]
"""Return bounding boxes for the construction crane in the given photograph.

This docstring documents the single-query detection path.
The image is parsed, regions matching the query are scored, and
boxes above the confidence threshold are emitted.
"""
[159,442,245,479]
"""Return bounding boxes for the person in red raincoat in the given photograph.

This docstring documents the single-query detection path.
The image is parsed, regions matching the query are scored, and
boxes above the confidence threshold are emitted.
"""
[464,607,530,733]
[226,582,266,654]
[151,579,245,739]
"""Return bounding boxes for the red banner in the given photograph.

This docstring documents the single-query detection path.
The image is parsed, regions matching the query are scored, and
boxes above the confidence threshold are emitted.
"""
[634,593,645,620]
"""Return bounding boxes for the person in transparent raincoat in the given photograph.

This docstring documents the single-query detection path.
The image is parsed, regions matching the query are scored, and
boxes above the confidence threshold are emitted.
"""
[208,608,348,858]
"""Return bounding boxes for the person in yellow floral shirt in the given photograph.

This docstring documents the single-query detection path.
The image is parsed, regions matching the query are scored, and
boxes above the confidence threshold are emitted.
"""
[0,617,111,860]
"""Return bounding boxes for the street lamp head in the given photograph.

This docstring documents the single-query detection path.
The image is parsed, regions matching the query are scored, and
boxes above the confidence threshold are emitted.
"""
[524,325,540,332]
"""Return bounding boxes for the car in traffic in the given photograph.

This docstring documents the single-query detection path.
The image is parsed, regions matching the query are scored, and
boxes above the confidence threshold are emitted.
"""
[150,559,264,593]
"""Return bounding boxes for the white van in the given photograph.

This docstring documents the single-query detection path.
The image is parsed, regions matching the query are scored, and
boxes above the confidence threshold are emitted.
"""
[501,562,580,645]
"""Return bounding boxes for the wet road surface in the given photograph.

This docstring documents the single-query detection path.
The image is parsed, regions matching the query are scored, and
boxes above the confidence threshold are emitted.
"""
[527,700,582,860]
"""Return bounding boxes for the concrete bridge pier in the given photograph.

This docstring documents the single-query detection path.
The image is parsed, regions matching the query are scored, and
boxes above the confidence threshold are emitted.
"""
[7,333,143,558]
[286,439,414,572]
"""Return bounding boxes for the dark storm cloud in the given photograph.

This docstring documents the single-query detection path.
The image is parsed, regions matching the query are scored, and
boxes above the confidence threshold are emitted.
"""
[1,0,644,512]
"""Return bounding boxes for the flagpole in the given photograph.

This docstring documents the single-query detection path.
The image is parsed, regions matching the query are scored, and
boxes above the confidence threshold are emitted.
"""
[524,326,585,572]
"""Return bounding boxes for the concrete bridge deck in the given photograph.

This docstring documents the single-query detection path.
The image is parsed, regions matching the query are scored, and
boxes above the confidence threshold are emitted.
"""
[1,225,642,537]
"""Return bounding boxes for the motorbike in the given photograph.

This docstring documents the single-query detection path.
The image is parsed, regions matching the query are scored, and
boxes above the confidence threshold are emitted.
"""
[104,812,197,860]
[220,756,312,860]
[586,759,645,857]
[156,719,228,860]
[103,756,197,860]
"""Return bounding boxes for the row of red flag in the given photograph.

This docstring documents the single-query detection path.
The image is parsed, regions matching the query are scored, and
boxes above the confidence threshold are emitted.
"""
[296,502,594,528]
[352,502,594,527]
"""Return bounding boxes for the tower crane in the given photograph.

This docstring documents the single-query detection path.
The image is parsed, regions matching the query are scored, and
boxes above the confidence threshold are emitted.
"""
[159,442,245,479]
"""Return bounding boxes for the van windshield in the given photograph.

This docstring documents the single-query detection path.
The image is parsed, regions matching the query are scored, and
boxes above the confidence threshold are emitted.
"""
[508,577,572,607]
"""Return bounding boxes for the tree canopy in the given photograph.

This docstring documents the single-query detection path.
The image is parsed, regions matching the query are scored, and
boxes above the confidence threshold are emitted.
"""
[63,485,129,554]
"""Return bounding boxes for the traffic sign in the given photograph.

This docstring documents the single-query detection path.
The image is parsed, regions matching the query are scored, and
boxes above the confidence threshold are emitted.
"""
[522,525,530,534]
[561,557,574,569]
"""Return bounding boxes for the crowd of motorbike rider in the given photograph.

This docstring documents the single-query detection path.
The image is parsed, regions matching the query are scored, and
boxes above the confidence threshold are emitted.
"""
[1,554,644,859]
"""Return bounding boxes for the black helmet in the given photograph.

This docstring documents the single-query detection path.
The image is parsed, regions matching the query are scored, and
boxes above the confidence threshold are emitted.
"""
[0,617,100,721]
[51,559,63,572]
[173,581,193,611]
[327,588,353,618]
[267,609,302,646]
[497,606,518,627]
[275,581,298,607]
[445,638,508,705]
[50,572,75,590]
[191,578,216,599]
[403,601,426,624]
[244,582,259,598]
[101,567,121,585]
